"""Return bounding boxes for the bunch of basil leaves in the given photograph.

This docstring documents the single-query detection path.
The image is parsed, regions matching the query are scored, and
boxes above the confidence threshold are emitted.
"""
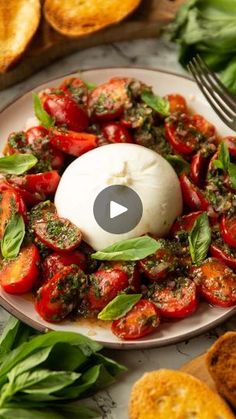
[0,317,126,419]
[168,0,236,94]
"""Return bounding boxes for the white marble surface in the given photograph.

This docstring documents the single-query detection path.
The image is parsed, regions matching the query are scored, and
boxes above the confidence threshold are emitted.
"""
[0,37,236,418]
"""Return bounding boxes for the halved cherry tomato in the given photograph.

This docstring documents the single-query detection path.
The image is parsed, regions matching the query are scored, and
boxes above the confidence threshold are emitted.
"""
[220,215,236,248]
[150,277,198,319]
[191,114,216,139]
[210,243,236,271]
[26,126,48,143]
[35,266,84,322]
[59,77,88,107]
[193,258,236,307]
[49,128,97,157]
[179,173,210,212]
[170,211,203,239]
[6,179,44,207]
[190,153,208,187]
[34,216,82,252]
[222,136,236,157]
[102,123,133,143]
[87,268,129,311]
[165,94,188,114]
[0,189,27,239]
[6,131,28,154]
[138,248,176,282]
[111,299,160,340]
[43,92,89,132]
[10,171,60,197]
[0,244,40,294]
[165,114,199,155]
[30,201,57,228]
[88,77,130,121]
[105,261,141,293]
[42,251,87,281]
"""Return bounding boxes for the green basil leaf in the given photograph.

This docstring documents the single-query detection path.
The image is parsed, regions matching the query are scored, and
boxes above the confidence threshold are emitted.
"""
[98,294,142,320]
[141,91,170,116]
[84,81,97,91]
[44,343,87,372]
[93,353,127,376]
[92,236,162,261]
[0,154,37,175]
[188,212,211,265]
[51,404,99,419]
[213,142,230,171]
[33,93,55,129]
[165,154,190,175]
[228,162,236,188]
[21,370,80,395]
[1,215,25,260]
[0,407,63,419]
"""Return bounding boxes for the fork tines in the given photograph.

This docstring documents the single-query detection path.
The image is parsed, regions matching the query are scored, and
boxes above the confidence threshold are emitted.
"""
[188,55,236,129]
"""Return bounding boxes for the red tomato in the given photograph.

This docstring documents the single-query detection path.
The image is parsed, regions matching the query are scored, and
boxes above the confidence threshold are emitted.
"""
[0,244,40,294]
[49,128,97,157]
[138,248,176,282]
[30,201,57,227]
[170,211,203,239]
[165,114,199,155]
[190,153,208,187]
[0,189,27,239]
[220,215,236,248]
[87,269,129,311]
[150,277,198,319]
[111,299,160,340]
[222,136,236,157]
[35,266,84,322]
[34,216,82,252]
[102,123,133,143]
[5,179,44,207]
[105,261,141,293]
[26,126,48,143]
[59,77,88,107]
[6,131,28,154]
[191,114,216,139]
[193,258,236,307]
[21,171,60,196]
[166,94,188,114]
[88,77,130,121]
[179,173,210,212]
[42,251,87,281]
[210,243,236,271]
[43,93,89,132]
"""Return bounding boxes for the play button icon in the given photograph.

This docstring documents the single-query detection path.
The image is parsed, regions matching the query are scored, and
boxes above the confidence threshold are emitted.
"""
[93,185,143,234]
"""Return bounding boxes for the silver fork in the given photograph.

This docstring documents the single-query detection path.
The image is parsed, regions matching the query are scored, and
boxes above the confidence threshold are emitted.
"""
[187,55,236,130]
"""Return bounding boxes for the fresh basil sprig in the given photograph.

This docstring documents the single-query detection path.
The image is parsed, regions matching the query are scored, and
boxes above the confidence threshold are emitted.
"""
[188,212,211,265]
[98,294,142,321]
[1,214,25,259]
[33,93,55,129]
[0,154,38,175]
[165,154,190,175]
[214,142,236,188]
[141,91,170,117]
[92,236,162,261]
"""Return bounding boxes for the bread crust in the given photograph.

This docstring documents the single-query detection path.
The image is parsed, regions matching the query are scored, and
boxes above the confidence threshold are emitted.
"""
[206,331,236,410]
[44,0,141,37]
[0,0,41,73]
[129,369,235,419]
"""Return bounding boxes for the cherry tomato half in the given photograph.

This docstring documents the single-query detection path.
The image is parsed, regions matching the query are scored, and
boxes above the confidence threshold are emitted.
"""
[10,171,60,197]
[191,114,216,139]
[43,92,89,132]
[105,261,141,293]
[26,126,48,143]
[102,123,133,143]
[87,268,129,311]
[165,94,188,114]
[170,211,203,239]
[193,258,236,307]
[165,114,199,155]
[0,244,40,294]
[190,153,208,187]
[88,77,130,121]
[150,277,198,319]
[138,248,176,282]
[210,243,236,271]
[42,251,87,281]
[59,77,88,107]
[49,128,97,157]
[35,266,84,322]
[220,215,236,248]
[179,174,210,212]
[111,299,160,340]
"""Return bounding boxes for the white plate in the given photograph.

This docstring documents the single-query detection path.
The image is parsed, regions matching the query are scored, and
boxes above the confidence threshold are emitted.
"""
[0,67,235,349]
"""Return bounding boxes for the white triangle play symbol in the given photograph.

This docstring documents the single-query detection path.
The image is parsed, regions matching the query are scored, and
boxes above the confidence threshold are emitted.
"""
[110,201,128,219]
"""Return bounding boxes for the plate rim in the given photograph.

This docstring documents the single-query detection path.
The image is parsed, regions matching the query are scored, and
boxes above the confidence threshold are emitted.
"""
[0,66,235,349]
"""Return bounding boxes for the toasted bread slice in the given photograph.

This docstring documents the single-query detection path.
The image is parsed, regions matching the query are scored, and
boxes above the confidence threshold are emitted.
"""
[0,0,41,73]
[129,369,234,419]
[44,0,141,37]
[206,331,236,409]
